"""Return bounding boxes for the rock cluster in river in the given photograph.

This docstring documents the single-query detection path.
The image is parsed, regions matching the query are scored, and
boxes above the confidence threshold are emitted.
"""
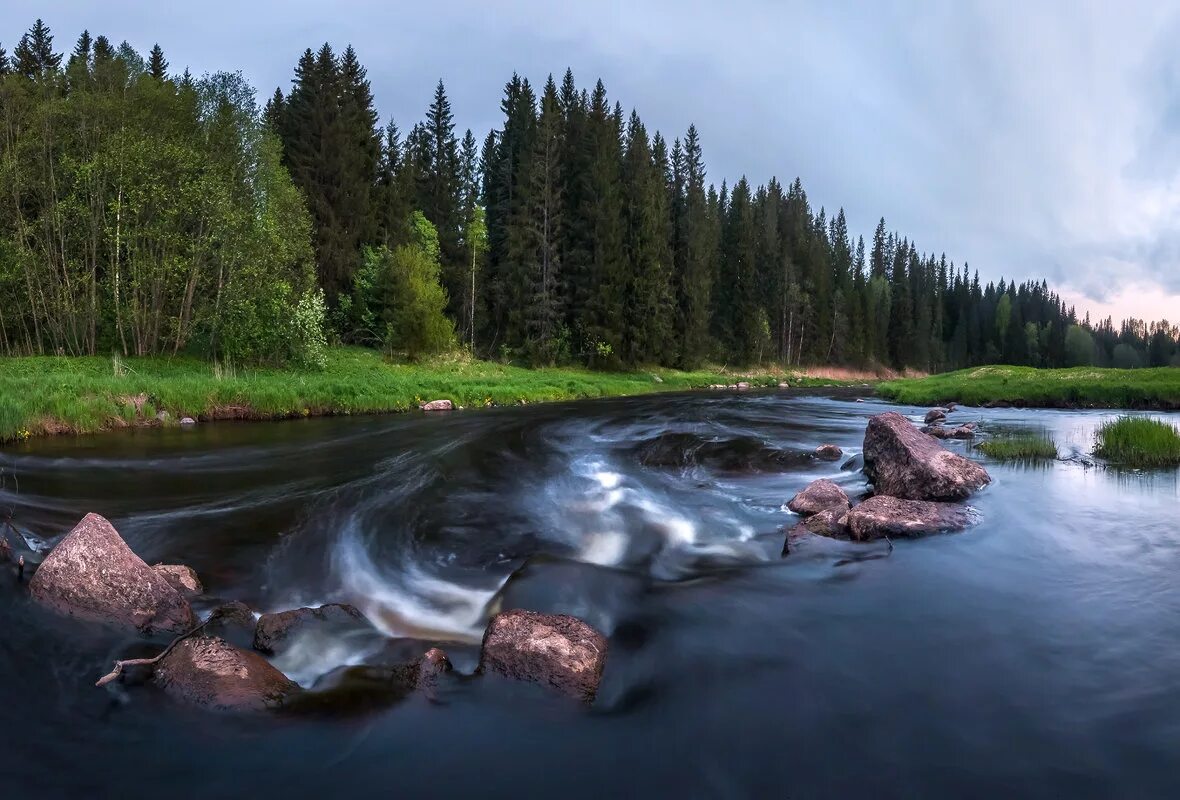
[22,513,609,714]
[863,411,990,501]
[786,409,990,548]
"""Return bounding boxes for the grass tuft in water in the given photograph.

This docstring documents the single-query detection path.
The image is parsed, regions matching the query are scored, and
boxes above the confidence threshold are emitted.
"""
[976,434,1057,460]
[1093,416,1180,467]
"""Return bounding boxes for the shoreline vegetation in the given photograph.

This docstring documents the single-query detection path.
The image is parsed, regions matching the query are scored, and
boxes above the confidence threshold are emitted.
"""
[878,365,1180,410]
[0,348,868,444]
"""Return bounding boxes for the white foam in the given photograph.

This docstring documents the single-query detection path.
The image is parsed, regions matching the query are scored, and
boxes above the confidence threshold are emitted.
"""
[579,530,629,566]
[330,524,504,643]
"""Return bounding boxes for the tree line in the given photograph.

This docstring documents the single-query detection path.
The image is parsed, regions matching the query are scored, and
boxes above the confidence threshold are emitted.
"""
[1,20,1177,370]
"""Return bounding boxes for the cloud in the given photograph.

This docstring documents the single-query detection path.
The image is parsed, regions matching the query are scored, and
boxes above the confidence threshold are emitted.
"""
[6,0,1178,320]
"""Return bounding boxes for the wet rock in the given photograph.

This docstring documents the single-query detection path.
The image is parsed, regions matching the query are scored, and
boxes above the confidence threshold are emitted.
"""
[923,423,977,440]
[924,408,948,425]
[492,555,647,636]
[788,507,850,541]
[253,603,371,656]
[814,443,843,460]
[863,412,991,501]
[289,648,453,714]
[420,399,454,411]
[479,609,608,703]
[778,382,790,388]
[845,495,975,541]
[635,432,811,473]
[152,564,203,599]
[840,453,865,472]
[736,381,750,390]
[205,601,258,650]
[154,636,299,712]
[28,513,195,634]
[945,402,958,412]
[179,417,196,425]
[786,479,852,516]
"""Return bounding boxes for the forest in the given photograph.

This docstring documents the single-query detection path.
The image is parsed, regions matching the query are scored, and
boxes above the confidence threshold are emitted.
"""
[1,19,1177,371]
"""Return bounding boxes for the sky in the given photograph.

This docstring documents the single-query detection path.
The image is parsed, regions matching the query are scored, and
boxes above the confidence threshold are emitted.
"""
[6,0,1180,324]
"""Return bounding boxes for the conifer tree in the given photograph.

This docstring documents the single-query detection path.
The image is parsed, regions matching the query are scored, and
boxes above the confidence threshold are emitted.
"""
[14,19,61,79]
[147,43,167,79]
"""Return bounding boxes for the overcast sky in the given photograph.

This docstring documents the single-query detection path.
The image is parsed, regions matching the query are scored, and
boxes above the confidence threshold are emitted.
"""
[7,0,1180,323]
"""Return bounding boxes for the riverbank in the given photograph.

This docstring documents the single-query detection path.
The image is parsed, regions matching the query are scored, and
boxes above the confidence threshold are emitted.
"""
[0,348,860,443]
[877,365,1180,409]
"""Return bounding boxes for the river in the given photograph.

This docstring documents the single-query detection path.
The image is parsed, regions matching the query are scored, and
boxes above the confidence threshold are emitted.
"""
[2,389,1179,797]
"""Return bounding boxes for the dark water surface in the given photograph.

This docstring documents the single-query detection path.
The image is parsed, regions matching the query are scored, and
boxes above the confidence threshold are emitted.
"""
[2,390,1179,798]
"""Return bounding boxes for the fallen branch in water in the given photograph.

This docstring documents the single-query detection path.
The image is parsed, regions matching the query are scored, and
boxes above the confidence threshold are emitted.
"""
[95,611,220,687]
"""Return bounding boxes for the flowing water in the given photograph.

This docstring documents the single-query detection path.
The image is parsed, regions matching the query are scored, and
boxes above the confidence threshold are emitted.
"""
[1,390,1179,798]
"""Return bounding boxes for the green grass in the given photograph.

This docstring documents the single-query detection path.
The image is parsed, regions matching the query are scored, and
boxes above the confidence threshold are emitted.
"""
[975,434,1058,460]
[878,365,1180,409]
[1093,416,1180,467]
[0,347,848,443]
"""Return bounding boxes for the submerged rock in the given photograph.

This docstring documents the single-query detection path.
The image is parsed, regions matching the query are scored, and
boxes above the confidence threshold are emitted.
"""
[290,648,454,714]
[845,495,975,541]
[814,444,843,461]
[154,636,299,712]
[863,412,991,501]
[152,564,203,599]
[478,609,608,703]
[635,432,811,473]
[205,601,258,650]
[253,603,370,656]
[923,423,977,440]
[786,479,852,516]
[420,399,454,411]
[29,513,195,634]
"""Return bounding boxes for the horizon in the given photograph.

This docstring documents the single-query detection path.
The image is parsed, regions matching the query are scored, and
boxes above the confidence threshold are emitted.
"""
[4,1,1179,326]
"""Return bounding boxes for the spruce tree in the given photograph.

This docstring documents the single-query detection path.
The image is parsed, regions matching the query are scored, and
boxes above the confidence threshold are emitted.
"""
[147,43,167,79]
[14,19,61,79]
[421,81,463,311]
[523,78,565,362]
[580,80,626,363]
[675,124,712,366]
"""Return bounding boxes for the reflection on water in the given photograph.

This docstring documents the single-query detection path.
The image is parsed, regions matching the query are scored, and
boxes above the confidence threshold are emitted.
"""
[1,391,1178,798]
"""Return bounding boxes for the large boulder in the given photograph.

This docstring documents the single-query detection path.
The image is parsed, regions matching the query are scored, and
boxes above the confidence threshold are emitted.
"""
[845,495,975,541]
[253,603,370,655]
[29,513,195,634]
[154,636,299,712]
[786,479,852,516]
[152,564,203,599]
[478,609,608,703]
[863,412,991,500]
[420,399,454,411]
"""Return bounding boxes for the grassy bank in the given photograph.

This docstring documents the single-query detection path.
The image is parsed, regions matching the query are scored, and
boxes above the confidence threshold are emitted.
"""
[1094,417,1180,467]
[0,348,854,443]
[878,365,1180,409]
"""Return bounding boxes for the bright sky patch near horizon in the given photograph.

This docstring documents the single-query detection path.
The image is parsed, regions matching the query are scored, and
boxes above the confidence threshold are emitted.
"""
[6,0,1179,325]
